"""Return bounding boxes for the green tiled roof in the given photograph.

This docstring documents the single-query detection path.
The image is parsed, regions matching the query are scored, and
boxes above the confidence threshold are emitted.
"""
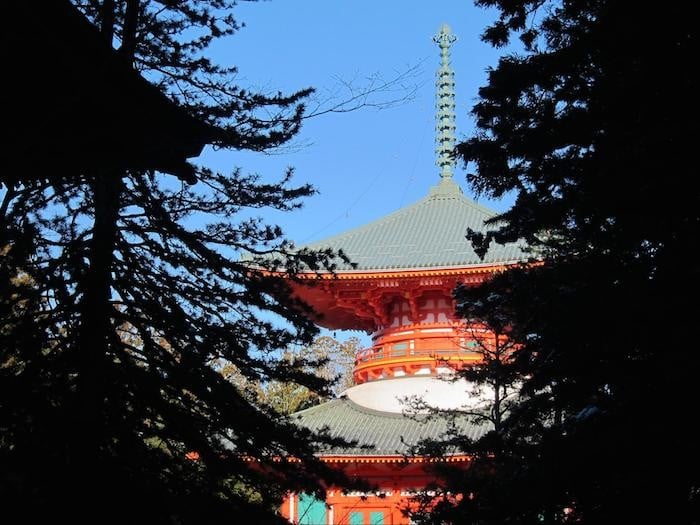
[292,396,487,456]
[302,179,527,271]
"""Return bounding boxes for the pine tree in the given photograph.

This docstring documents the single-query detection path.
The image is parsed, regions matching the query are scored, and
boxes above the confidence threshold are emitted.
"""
[420,1,699,523]
[0,2,356,522]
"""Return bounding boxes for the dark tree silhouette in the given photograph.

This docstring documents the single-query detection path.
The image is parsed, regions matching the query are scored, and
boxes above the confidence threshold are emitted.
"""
[415,1,699,524]
[0,2,364,523]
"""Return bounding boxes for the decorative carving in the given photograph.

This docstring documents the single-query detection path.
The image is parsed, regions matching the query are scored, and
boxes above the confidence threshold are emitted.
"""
[366,289,393,326]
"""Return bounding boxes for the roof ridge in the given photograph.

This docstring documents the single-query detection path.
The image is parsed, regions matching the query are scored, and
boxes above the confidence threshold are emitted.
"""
[291,397,344,417]
[341,396,421,419]
[292,396,417,420]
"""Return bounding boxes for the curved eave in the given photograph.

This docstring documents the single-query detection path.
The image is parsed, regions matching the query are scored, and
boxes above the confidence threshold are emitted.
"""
[255,454,472,464]
[291,259,525,281]
[317,454,472,464]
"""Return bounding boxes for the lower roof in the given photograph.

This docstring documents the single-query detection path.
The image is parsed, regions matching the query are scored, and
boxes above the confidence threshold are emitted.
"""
[291,396,487,457]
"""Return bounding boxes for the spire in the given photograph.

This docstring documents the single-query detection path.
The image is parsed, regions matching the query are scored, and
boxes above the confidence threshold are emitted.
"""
[433,23,457,180]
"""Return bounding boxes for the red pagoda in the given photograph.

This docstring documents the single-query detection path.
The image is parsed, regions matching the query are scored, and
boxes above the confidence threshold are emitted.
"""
[281,25,526,525]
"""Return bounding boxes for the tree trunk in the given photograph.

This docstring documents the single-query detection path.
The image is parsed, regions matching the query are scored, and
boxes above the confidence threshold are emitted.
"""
[100,0,115,45]
[120,0,141,61]
[73,171,122,505]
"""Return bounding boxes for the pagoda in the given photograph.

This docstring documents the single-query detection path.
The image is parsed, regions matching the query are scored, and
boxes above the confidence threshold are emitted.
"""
[281,25,526,525]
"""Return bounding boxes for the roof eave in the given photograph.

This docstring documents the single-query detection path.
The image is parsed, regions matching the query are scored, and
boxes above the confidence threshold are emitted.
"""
[293,259,528,280]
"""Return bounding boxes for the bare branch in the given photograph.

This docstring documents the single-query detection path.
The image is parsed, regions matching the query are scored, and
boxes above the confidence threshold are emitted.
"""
[304,61,427,119]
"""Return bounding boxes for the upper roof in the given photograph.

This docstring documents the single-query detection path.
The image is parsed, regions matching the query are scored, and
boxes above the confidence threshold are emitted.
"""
[292,396,487,456]
[301,179,527,272]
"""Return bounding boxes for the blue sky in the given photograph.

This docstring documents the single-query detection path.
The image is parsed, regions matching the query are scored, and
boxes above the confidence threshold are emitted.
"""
[200,0,514,247]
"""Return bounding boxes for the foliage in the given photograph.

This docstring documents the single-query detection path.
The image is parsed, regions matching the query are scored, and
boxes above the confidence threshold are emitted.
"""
[73,0,311,152]
[224,335,360,415]
[0,1,362,523]
[415,1,699,523]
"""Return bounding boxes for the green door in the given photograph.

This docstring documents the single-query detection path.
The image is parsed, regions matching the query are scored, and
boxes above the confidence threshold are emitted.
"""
[369,511,385,524]
[349,511,364,525]
[298,493,327,525]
